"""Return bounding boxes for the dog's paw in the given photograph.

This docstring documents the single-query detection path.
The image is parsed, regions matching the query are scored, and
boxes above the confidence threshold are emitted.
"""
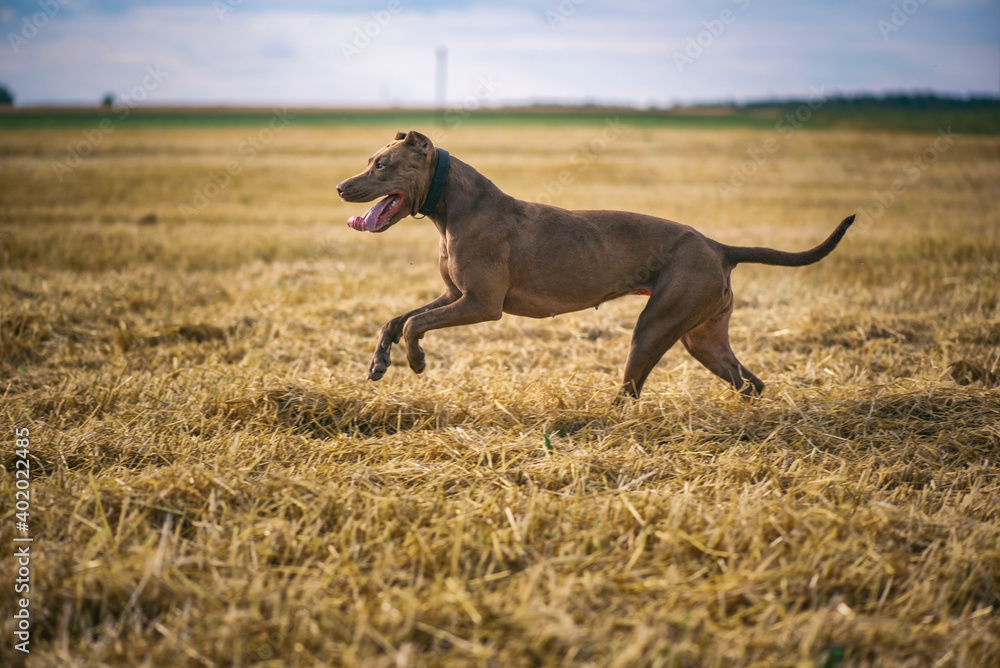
[368,340,395,381]
[368,356,390,381]
[407,346,426,375]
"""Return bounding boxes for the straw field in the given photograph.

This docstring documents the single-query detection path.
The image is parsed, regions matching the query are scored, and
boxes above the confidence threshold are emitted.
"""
[1,119,999,666]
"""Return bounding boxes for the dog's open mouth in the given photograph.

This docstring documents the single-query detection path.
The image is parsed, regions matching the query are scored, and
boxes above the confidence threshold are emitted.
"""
[347,192,405,232]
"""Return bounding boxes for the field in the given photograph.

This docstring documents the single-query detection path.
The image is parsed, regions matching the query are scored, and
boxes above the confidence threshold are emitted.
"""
[1,116,999,666]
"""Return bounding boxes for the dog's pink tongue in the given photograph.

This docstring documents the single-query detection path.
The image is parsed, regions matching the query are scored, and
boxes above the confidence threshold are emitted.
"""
[347,214,368,231]
[347,196,394,232]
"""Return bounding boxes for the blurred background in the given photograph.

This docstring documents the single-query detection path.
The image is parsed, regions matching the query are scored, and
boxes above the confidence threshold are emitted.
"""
[1,0,997,108]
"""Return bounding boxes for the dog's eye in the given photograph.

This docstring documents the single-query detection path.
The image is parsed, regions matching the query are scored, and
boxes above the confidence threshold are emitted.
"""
[376,160,385,169]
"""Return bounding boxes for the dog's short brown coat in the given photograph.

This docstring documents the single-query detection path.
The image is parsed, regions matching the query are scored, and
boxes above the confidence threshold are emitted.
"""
[338,130,854,399]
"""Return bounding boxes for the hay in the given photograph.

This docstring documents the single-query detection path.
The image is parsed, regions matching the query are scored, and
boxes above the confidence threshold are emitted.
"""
[1,124,998,666]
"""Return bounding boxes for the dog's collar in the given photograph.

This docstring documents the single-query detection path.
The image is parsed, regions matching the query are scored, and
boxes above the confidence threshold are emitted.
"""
[417,148,450,216]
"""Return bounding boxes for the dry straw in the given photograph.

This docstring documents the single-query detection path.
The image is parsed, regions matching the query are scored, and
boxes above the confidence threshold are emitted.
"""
[1,124,998,666]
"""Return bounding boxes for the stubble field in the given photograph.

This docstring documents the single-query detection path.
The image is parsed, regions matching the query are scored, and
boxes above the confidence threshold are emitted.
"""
[1,118,999,667]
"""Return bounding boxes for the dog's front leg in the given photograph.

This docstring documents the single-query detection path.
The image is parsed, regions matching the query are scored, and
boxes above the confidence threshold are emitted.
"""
[368,292,459,381]
[400,294,503,374]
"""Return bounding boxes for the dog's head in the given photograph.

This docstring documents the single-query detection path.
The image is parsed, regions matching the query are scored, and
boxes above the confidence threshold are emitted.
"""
[336,130,439,233]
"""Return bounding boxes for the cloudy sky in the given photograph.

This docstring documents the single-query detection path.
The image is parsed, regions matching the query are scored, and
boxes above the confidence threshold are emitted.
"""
[1,0,997,107]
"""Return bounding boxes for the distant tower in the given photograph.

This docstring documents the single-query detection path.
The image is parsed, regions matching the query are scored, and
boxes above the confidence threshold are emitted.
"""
[435,46,447,123]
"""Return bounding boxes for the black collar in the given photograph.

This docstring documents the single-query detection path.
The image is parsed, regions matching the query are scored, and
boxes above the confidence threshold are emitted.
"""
[418,148,450,216]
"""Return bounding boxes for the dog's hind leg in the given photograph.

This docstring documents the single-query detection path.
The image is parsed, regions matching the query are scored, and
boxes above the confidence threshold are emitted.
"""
[680,301,764,398]
[617,281,724,401]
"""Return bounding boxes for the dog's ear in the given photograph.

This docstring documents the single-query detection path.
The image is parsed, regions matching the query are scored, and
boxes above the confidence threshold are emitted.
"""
[402,130,433,154]
[395,131,407,140]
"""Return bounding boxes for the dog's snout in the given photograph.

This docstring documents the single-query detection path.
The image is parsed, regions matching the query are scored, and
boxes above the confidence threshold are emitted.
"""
[336,182,346,197]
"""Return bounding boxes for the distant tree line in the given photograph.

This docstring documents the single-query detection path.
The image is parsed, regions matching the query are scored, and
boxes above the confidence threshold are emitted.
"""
[738,92,999,112]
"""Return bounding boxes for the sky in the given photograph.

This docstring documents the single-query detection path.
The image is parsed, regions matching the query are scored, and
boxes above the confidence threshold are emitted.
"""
[1,0,998,107]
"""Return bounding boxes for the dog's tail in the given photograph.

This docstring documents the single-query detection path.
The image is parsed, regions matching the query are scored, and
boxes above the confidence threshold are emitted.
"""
[722,215,855,267]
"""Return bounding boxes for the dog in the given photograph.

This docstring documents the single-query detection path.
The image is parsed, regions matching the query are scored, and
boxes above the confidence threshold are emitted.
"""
[337,130,854,400]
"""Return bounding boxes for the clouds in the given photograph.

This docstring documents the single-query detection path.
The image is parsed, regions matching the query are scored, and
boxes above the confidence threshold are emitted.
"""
[0,0,997,106]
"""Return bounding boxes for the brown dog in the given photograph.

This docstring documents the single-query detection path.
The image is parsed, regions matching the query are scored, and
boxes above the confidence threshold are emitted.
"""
[337,130,854,400]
